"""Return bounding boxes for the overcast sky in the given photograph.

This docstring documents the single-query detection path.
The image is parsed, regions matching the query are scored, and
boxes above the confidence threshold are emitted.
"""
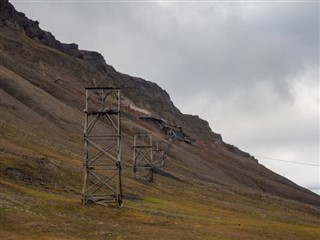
[12,0,319,194]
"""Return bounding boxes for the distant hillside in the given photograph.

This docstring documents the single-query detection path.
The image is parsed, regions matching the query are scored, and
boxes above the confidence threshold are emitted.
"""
[1,1,319,239]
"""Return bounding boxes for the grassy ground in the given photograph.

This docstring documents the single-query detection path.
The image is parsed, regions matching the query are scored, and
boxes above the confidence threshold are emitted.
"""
[0,121,319,239]
[1,177,319,240]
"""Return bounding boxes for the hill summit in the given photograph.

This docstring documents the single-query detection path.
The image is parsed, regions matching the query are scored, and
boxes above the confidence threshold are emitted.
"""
[1,1,319,239]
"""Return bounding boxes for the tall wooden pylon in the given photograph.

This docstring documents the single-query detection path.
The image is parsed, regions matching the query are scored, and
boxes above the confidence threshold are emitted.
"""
[133,133,153,182]
[82,87,122,207]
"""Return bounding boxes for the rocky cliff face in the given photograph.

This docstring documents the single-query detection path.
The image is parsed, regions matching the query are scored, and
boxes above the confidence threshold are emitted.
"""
[0,0,83,58]
[80,50,117,74]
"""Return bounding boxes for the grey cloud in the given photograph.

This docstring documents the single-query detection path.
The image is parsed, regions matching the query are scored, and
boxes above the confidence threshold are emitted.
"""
[18,2,317,97]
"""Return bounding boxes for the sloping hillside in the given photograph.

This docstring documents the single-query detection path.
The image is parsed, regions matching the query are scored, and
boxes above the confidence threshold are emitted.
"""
[1,1,319,239]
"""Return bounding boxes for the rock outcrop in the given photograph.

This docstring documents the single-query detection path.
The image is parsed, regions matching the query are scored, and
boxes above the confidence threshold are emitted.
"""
[0,0,83,58]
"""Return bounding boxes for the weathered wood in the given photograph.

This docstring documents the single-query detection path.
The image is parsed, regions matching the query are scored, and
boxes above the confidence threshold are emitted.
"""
[82,87,123,207]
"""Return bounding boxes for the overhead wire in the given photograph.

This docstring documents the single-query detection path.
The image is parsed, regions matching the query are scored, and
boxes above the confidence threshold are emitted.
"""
[253,155,320,167]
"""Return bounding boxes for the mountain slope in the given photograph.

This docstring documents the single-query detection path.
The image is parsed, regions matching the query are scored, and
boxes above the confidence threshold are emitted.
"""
[1,1,319,239]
